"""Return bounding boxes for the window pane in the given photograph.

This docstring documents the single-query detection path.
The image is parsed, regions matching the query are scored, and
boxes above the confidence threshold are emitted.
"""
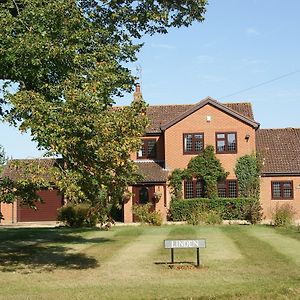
[195,180,203,198]
[283,189,292,198]
[218,188,226,197]
[217,181,226,197]
[228,181,237,198]
[217,140,225,152]
[147,140,156,157]
[272,182,281,198]
[283,182,292,198]
[139,187,149,204]
[138,144,146,157]
[194,140,203,152]
[217,133,225,139]
[185,181,194,199]
[184,134,193,152]
[227,133,236,151]
[194,134,203,139]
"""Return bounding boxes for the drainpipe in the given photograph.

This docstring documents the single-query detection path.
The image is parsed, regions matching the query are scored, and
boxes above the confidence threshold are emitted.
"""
[12,201,14,224]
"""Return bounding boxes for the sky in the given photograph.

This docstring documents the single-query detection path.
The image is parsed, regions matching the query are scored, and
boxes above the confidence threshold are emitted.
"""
[1,0,300,159]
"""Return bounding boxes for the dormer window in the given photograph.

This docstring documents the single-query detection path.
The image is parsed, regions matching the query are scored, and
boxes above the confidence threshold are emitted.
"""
[137,139,156,159]
[183,133,204,154]
[216,132,237,154]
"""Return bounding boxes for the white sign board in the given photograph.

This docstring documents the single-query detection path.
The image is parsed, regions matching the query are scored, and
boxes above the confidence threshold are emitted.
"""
[164,239,206,249]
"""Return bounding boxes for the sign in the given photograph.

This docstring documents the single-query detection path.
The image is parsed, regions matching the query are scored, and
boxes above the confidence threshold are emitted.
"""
[164,239,206,249]
[164,239,206,267]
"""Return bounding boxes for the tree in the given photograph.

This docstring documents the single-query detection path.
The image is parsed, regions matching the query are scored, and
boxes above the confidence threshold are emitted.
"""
[168,146,228,199]
[187,145,228,198]
[234,154,263,224]
[234,154,261,199]
[0,1,207,213]
[0,145,7,174]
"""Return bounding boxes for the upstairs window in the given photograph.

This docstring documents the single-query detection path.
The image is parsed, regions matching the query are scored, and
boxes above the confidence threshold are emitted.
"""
[184,180,204,199]
[137,139,156,159]
[217,180,238,198]
[216,132,237,153]
[272,181,293,200]
[183,133,204,154]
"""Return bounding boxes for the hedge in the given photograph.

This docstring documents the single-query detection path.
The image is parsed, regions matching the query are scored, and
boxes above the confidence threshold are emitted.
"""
[169,197,256,221]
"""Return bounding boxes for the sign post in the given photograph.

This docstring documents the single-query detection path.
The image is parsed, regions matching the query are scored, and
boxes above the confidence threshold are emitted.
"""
[164,239,206,267]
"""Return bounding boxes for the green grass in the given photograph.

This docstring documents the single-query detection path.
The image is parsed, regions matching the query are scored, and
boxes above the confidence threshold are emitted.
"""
[1,225,300,299]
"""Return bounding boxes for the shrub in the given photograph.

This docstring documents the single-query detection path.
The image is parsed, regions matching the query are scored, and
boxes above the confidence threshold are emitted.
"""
[272,203,296,227]
[57,203,98,227]
[204,210,223,225]
[169,197,257,222]
[242,198,263,224]
[132,204,163,226]
[186,208,222,225]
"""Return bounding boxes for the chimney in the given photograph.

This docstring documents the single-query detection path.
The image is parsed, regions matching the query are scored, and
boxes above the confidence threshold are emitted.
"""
[133,83,142,102]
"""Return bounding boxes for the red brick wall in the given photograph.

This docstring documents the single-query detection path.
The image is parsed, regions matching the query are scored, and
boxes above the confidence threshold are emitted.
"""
[0,202,17,224]
[260,176,300,221]
[164,104,256,179]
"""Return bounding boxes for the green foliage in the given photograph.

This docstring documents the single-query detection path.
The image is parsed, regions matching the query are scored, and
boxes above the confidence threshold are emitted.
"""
[169,197,258,222]
[57,203,98,227]
[168,168,184,199]
[272,203,296,227]
[242,198,263,224]
[235,154,261,199]
[132,204,163,226]
[168,146,228,199]
[0,0,207,213]
[186,208,222,225]
[0,160,52,206]
[187,146,228,198]
[0,145,7,174]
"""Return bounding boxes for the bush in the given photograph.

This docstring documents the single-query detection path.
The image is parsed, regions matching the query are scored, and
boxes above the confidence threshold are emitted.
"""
[169,197,258,222]
[272,203,296,227]
[242,198,263,224]
[186,208,222,225]
[132,204,163,226]
[204,210,223,225]
[57,203,98,227]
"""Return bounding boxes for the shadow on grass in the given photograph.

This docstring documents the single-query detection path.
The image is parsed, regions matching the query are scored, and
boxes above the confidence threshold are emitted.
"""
[0,228,112,272]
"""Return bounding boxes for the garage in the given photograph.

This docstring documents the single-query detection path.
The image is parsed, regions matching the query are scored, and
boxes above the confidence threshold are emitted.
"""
[17,189,64,222]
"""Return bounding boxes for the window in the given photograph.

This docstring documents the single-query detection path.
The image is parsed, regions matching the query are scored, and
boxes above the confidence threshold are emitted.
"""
[217,180,238,198]
[216,132,237,153]
[184,180,204,199]
[272,181,293,200]
[183,133,204,154]
[137,139,156,159]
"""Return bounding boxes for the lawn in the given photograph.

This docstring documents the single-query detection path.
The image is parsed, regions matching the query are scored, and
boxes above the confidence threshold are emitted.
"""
[0,224,300,299]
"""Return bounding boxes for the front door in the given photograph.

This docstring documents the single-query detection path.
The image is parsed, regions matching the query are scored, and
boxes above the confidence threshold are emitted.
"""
[132,185,155,222]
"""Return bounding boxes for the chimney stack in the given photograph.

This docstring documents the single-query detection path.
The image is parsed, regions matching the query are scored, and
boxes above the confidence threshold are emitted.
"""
[133,83,142,102]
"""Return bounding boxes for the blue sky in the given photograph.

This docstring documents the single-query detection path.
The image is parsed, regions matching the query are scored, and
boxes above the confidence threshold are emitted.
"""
[1,0,300,158]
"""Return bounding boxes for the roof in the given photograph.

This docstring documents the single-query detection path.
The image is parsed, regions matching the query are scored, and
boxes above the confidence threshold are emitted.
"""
[256,128,300,175]
[145,97,259,134]
[1,159,62,181]
[135,161,168,183]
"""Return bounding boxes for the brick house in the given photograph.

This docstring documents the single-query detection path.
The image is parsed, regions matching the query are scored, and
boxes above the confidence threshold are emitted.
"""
[1,87,300,223]
[124,87,300,223]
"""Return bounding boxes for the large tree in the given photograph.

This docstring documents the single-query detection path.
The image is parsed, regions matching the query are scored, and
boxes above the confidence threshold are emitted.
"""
[0,1,207,210]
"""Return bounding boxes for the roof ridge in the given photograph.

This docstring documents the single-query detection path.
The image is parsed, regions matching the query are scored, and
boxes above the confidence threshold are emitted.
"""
[258,127,300,131]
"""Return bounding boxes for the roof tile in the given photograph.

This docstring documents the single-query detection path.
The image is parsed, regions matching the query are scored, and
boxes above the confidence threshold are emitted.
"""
[145,101,255,133]
[256,128,300,174]
[135,161,168,183]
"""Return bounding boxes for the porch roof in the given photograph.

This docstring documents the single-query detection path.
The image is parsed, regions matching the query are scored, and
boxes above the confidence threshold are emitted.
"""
[135,161,168,183]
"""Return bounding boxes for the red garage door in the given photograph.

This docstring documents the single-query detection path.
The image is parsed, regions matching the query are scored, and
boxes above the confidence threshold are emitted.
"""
[18,190,64,222]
